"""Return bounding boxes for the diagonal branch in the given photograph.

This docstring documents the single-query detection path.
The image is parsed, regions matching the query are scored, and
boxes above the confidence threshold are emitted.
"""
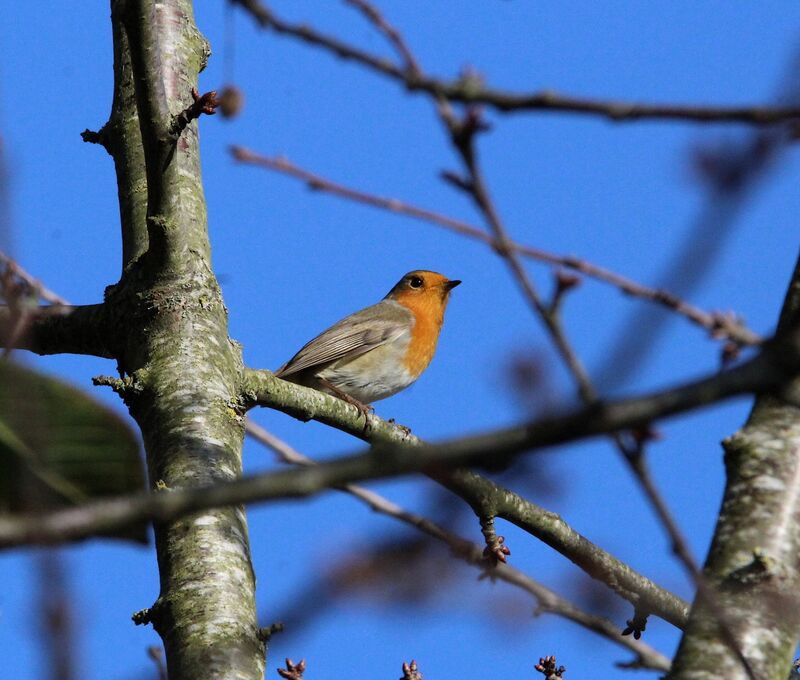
[0,374,692,628]
[233,0,800,125]
[0,251,68,306]
[242,330,797,461]
[245,420,672,672]
[9,334,794,609]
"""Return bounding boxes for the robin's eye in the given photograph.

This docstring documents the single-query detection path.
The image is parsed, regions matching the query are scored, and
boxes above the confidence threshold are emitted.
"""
[408,276,423,289]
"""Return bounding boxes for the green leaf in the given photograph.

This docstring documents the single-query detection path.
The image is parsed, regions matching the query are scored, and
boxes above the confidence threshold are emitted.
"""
[0,360,148,544]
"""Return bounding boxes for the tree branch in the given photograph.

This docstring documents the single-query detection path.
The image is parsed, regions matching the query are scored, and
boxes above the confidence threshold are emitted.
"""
[245,420,672,672]
[7,339,793,607]
[233,0,800,125]
[121,0,213,271]
[244,335,798,475]
[0,304,112,358]
[0,251,68,306]
[0,395,689,629]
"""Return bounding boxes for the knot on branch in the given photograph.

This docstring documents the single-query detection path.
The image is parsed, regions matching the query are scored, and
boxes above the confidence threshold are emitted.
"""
[80,125,112,154]
[482,534,511,565]
[549,269,582,313]
[257,622,285,642]
[93,374,143,404]
[479,514,511,565]
[727,549,776,586]
[455,67,486,97]
[448,104,491,151]
[132,599,164,630]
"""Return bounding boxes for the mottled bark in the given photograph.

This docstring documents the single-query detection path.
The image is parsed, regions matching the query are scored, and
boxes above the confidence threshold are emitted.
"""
[668,253,800,680]
[98,2,263,678]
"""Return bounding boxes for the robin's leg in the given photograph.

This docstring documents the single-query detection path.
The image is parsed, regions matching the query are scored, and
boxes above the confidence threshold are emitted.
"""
[317,377,374,430]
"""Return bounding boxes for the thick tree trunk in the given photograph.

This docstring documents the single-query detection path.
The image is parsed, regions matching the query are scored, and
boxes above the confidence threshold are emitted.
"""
[98,2,265,678]
[668,253,800,680]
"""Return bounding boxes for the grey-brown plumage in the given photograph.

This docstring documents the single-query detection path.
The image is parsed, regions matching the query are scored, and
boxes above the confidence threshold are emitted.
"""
[275,299,413,384]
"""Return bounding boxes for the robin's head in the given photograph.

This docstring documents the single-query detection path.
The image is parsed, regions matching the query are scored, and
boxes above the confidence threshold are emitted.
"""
[387,271,460,374]
[386,270,461,304]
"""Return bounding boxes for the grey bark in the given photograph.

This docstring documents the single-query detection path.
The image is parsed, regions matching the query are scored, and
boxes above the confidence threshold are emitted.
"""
[668,253,800,680]
[96,2,264,678]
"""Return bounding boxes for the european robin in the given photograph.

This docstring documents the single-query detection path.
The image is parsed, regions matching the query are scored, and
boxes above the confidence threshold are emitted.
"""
[275,270,460,412]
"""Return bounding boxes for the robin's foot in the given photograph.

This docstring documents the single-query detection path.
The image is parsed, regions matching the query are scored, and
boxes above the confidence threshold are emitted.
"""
[318,378,374,428]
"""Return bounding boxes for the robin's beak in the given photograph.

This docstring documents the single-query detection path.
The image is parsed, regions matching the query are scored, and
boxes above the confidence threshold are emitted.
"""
[443,279,461,292]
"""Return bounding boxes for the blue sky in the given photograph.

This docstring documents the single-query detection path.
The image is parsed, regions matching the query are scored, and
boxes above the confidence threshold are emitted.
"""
[2,2,800,678]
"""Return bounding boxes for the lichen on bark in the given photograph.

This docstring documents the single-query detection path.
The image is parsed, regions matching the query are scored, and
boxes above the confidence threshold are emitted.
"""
[98,2,265,678]
[667,255,800,680]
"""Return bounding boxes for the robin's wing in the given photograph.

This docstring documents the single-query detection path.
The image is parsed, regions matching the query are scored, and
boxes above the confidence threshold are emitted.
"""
[274,301,413,378]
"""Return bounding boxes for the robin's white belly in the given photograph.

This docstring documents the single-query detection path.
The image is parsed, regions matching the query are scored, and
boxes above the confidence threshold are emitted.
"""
[317,336,416,404]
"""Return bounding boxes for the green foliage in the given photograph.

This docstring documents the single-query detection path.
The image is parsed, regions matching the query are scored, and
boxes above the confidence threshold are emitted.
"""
[0,361,147,543]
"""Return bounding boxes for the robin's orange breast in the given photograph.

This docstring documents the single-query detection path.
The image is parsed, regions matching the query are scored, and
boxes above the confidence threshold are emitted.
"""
[395,291,447,378]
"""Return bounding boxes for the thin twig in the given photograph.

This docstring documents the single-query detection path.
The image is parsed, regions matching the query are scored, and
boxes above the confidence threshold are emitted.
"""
[233,0,800,125]
[36,552,76,680]
[400,660,423,680]
[277,658,306,680]
[230,147,760,348]
[147,646,168,680]
[245,420,672,671]
[343,0,421,76]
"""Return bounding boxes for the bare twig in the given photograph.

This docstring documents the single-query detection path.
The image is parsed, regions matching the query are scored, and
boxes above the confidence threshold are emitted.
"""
[36,552,76,680]
[233,0,800,125]
[80,127,112,155]
[147,645,168,680]
[535,655,566,679]
[344,0,421,76]
[438,103,598,403]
